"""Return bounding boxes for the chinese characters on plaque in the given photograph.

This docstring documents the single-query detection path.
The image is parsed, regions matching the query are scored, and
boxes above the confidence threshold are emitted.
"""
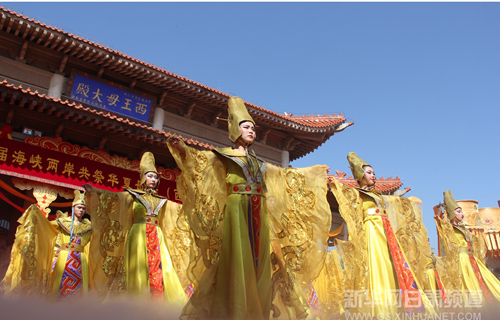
[69,73,153,123]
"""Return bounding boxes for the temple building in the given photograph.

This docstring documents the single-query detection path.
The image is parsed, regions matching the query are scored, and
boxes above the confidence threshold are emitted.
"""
[0,7,354,278]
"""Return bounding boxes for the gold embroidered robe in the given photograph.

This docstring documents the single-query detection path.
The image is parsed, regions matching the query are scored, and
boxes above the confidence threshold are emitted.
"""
[328,178,435,316]
[49,213,92,300]
[435,215,500,309]
[167,141,330,320]
[3,205,91,300]
[85,187,190,304]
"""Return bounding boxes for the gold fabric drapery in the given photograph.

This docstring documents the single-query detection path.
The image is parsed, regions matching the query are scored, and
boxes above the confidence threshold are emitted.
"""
[167,140,330,320]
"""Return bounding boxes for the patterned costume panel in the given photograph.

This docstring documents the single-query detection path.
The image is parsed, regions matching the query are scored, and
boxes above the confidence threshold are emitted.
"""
[58,249,83,299]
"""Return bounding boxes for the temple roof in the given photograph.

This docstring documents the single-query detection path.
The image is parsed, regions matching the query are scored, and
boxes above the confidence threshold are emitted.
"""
[0,7,353,160]
[330,171,410,195]
[0,80,216,148]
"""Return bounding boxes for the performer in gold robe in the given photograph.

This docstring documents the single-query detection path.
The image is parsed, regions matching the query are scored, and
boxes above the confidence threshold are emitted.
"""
[435,190,500,309]
[3,190,91,301]
[167,97,330,320]
[84,152,189,304]
[327,152,435,317]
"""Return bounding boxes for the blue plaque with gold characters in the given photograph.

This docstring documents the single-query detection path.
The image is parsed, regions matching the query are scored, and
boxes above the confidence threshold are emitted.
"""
[69,72,154,123]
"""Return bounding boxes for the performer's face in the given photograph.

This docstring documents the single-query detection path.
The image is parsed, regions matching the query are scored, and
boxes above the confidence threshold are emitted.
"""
[74,204,86,219]
[145,172,159,189]
[361,165,376,186]
[239,121,255,144]
[454,207,464,221]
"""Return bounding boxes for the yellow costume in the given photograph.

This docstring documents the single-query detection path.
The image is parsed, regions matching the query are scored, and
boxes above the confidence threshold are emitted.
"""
[421,253,448,312]
[167,97,330,320]
[3,191,91,300]
[312,249,345,319]
[436,190,500,309]
[85,152,189,304]
[327,152,435,317]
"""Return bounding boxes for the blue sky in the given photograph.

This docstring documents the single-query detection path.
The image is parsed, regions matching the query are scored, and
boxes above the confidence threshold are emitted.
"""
[4,2,499,251]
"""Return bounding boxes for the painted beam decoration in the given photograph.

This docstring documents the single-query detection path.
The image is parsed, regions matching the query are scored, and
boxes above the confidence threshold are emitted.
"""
[69,72,154,123]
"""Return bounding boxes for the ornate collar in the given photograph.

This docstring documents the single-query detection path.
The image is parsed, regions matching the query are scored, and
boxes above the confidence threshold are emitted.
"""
[126,188,166,198]
[357,187,386,207]
[127,189,167,216]
[143,188,158,195]
[359,184,376,192]
[56,214,92,236]
[452,221,472,243]
[214,148,267,186]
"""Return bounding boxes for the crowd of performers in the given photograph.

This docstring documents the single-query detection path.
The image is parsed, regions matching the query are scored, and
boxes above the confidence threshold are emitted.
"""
[2,97,500,319]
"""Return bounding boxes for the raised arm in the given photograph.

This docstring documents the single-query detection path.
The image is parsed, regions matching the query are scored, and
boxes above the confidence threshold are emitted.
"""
[82,182,98,194]
[167,136,187,161]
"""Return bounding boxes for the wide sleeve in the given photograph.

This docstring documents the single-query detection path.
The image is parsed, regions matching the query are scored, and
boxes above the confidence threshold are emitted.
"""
[472,232,487,264]
[265,164,331,291]
[384,195,433,288]
[158,200,192,290]
[313,248,346,319]
[2,204,58,297]
[434,215,462,291]
[49,217,62,259]
[167,139,227,313]
[327,178,368,297]
[85,187,133,298]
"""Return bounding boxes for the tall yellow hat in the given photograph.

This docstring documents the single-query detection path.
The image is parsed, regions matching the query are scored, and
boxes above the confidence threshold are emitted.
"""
[72,190,85,207]
[228,97,255,143]
[347,152,370,182]
[139,152,158,187]
[443,190,460,220]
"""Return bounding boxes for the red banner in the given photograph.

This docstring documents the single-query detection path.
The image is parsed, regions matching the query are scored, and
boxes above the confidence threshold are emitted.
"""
[0,138,179,201]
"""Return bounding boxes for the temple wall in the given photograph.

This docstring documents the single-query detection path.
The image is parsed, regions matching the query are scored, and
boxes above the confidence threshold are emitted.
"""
[0,56,52,95]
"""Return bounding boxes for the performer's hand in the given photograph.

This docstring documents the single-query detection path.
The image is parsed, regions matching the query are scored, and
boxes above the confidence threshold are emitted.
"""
[327,176,335,184]
[82,183,92,192]
[168,136,181,148]
[167,135,186,158]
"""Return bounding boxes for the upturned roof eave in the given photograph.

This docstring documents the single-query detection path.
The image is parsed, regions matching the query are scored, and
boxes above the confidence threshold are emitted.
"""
[1,7,349,130]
